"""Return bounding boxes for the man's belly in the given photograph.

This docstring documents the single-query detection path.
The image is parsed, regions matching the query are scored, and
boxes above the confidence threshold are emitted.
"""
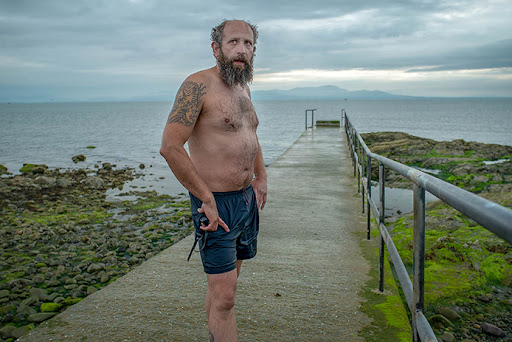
[203,167,253,192]
[190,135,258,192]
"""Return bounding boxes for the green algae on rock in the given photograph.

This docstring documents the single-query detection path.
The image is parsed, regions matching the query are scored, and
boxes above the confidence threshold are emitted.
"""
[0,164,8,175]
[71,154,86,163]
[19,164,48,175]
[360,132,512,341]
[361,132,512,193]
[0,163,194,339]
[359,229,412,342]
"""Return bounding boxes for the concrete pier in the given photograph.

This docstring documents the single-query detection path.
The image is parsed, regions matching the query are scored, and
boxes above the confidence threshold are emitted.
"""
[19,127,402,341]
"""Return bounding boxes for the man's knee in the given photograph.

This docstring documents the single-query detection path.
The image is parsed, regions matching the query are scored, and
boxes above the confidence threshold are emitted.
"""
[208,269,238,311]
[213,287,236,311]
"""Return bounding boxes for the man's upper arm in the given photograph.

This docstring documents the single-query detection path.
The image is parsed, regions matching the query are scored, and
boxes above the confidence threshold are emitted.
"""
[164,79,207,144]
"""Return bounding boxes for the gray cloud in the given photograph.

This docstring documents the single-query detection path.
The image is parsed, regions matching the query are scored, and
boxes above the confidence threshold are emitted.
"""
[406,39,512,72]
[0,0,511,101]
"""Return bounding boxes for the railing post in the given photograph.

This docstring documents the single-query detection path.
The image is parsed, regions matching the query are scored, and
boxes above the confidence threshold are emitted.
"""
[378,163,385,292]
[360,150,367,214]
[305,109,317,130]
[366,155,372,240]
[356,139,361,185]
[412,184,426,342]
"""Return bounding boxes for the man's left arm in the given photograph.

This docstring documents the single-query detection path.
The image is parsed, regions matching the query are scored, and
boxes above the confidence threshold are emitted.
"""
[252,140,267,210]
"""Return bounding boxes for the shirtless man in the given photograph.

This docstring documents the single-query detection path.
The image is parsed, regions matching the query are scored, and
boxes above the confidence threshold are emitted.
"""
[160,20,267,341]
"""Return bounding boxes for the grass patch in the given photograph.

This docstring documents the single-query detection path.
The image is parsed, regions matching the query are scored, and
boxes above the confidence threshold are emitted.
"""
[385,204,511,337]
[358,229,412,341]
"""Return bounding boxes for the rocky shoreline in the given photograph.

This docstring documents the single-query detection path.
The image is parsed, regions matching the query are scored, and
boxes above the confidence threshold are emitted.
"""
[362,132,512,342]
[362,131,512,194]
[1,132,511,341]
[0,162,193,341]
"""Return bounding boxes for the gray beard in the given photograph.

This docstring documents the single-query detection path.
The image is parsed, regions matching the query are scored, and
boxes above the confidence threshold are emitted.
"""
[217,51,254,87]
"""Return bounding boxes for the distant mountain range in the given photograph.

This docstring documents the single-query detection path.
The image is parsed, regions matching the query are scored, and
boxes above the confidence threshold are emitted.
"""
[251,85,417,100]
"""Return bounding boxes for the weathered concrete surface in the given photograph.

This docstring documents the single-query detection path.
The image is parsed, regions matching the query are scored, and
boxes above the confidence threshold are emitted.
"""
[19,127,373,341]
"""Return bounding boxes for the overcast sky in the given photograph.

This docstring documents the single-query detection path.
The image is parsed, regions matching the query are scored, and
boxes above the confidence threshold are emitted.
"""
[1,0,511,102]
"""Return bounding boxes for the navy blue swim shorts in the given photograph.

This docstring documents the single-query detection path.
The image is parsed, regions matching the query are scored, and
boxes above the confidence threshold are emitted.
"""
[189,185,259,274]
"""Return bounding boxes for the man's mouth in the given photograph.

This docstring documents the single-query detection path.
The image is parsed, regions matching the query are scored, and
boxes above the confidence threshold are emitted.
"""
[232,58,246,66]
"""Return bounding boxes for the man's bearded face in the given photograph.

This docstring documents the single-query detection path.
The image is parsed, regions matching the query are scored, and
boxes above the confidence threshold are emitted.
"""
[217,47,254,87]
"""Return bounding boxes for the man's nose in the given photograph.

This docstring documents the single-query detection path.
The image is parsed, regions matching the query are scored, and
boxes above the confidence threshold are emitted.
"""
[236,44,248,56]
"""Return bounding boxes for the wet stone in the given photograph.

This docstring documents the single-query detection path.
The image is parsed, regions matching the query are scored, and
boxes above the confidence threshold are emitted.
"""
[481,323,505,337]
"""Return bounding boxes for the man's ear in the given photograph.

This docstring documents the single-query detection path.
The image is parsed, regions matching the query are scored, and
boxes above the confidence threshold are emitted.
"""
[212,42,219,58]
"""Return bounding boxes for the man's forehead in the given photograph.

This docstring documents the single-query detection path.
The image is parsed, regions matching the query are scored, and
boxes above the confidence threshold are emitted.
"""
[223,21,253,40]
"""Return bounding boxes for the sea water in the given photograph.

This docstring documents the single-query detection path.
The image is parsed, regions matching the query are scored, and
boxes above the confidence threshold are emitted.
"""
[1,99,511,198]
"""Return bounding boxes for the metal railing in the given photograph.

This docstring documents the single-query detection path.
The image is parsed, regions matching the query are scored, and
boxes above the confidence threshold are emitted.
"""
[305,109,316,130]
[343,110,512,342]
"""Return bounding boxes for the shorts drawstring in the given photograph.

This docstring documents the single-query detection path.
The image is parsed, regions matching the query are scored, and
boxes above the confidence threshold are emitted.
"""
[187,230,208,262]
[243,187,250,206]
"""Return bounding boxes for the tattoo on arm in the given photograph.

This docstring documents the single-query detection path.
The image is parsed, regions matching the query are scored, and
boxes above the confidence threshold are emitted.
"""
[208,331,215,341]
[167,81,207,126]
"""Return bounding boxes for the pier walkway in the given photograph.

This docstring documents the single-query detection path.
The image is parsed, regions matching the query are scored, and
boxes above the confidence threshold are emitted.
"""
[19,127,399,341]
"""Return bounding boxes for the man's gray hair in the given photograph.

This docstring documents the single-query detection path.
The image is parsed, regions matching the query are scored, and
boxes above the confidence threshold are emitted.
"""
[211,19,259,47]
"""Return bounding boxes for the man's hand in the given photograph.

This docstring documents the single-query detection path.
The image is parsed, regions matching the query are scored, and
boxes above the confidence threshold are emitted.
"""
[197,202,230,232]
[252,177,267,210]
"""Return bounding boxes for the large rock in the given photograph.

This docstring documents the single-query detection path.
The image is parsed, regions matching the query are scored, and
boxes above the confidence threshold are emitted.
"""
[12,325,32,339]
[56,177,72,187]
[481,323,505,337]
[428,314,452,328]
[0,325,16,339]
[29,287,47,301]
[34,176,57,187]
[27,312,56,322]
[17,305,37,317]
[40,302,62,312]
[0,304,15,316]
[0,164,8,175]
[72,154,86,163]
[438,332,455,342]
[83,176,105,189]
[437,307,461,322]
[19,164,48,175]
[87,262,105,273]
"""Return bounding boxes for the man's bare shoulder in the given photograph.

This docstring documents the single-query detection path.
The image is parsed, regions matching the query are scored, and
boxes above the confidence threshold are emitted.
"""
[184,67,219,88]
[167,69,219,127]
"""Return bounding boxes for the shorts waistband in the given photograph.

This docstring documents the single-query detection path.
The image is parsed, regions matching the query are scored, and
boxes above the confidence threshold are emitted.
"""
[211,185,253,197]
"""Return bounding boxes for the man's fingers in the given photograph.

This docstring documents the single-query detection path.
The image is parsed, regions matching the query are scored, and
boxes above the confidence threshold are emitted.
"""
[260,194,267,210]
[198,216,229,233]
[256,191,267,210]
[218,217,230,232]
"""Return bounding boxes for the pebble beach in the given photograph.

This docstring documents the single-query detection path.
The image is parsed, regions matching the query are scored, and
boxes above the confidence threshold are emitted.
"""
[0,161,193,340]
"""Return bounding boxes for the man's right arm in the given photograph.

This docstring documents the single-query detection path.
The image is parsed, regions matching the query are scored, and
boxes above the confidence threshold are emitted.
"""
[160,78,229,232]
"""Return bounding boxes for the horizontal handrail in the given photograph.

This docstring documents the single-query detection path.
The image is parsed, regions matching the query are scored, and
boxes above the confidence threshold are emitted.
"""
[352,123,512,243]
[343,110,512,342]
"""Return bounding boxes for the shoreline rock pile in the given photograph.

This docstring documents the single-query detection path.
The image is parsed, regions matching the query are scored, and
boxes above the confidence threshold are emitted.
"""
[0,163,193,341]
[362,132,512,342]
[361,131,512,194]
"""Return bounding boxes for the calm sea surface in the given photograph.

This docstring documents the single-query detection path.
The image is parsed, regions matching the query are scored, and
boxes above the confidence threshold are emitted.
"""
[1,99,511,196]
